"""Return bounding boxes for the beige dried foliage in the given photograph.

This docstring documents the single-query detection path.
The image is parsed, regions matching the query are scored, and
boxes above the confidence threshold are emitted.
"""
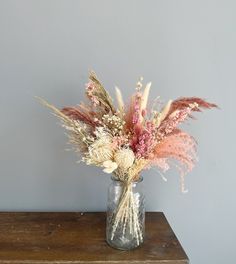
[89,71,116,113]
[36,97,90,152]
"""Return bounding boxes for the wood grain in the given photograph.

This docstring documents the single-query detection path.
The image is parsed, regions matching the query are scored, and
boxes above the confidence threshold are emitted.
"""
[0,212,188,264]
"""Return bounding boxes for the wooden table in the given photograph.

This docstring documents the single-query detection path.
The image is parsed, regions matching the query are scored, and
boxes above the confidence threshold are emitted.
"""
[0,212,189,264]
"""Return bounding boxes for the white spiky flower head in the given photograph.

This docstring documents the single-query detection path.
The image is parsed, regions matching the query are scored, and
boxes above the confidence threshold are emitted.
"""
[114,148,135,171]
[87,128,114,165]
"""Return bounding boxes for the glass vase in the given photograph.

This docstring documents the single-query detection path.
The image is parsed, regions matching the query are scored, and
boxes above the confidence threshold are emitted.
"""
[106,176,145,250]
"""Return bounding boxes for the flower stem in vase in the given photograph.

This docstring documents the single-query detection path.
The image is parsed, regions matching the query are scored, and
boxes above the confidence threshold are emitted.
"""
[107,178,145,250]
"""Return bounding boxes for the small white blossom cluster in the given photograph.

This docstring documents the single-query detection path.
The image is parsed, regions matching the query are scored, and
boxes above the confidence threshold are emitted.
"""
[101,114,126,136]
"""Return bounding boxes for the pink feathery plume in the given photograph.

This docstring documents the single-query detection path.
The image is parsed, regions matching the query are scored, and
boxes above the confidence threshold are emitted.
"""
[157,97,218,140]
[167,97,218,118]
[124,92,142,130]
[124,95,136,131]
[157,107,192,140]
[61,105,97,127]
[149,129,197,192]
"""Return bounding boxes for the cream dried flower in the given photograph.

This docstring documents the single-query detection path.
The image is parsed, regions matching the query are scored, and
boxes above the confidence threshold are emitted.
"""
[103,160,118,174]
[87,135,114,165]
[114,148,135,171]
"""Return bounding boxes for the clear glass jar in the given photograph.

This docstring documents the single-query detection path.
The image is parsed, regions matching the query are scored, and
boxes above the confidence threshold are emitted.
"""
[106,176,145,250]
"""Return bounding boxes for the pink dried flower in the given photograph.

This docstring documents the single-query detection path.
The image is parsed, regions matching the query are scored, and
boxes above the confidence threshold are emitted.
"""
[132,121,156,158]
[149,129,197,192]
[86,81,100,106]
[132,92,142,124]
[85,81,95,94]
[156,97,218,141]
[167,97,218,117]
[157,107,192,140]
[112,135,128,149]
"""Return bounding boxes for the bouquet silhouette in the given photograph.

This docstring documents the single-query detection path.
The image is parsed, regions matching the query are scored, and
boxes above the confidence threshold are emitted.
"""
[39,71,217,246]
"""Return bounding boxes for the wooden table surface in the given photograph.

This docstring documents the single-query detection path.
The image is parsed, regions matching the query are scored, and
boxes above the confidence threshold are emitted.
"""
[0,212,188,264]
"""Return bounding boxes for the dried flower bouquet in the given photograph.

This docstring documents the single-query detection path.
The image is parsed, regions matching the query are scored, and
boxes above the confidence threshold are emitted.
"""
[39,71,217,247]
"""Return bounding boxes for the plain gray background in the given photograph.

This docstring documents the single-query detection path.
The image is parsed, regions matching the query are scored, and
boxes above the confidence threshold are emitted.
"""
[0,0,235,263]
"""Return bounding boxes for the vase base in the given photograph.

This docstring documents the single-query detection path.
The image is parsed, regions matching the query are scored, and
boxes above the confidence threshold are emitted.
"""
[106,238,144,251]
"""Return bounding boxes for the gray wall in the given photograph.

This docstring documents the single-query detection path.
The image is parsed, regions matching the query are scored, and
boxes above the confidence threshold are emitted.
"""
[0,0,235,263]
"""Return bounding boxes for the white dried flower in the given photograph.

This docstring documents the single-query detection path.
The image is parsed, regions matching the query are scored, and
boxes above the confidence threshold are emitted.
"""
[103,160,118,174]
[114,148,135,170]
[115,86,124,115]
[88,136,114,164]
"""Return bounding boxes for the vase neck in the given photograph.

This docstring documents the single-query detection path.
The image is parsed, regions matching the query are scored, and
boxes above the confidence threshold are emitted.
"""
[111,175,143,184]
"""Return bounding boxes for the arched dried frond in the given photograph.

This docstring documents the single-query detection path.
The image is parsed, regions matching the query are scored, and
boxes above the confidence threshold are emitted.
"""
[87,71,116,113]
[167,97,218,117]
[61,105,97,128]
[156,97,218,139]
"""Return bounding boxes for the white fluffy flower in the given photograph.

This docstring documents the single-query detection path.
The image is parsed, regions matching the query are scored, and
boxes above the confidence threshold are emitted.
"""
[88,136,113,164]
[114,148,135,170]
